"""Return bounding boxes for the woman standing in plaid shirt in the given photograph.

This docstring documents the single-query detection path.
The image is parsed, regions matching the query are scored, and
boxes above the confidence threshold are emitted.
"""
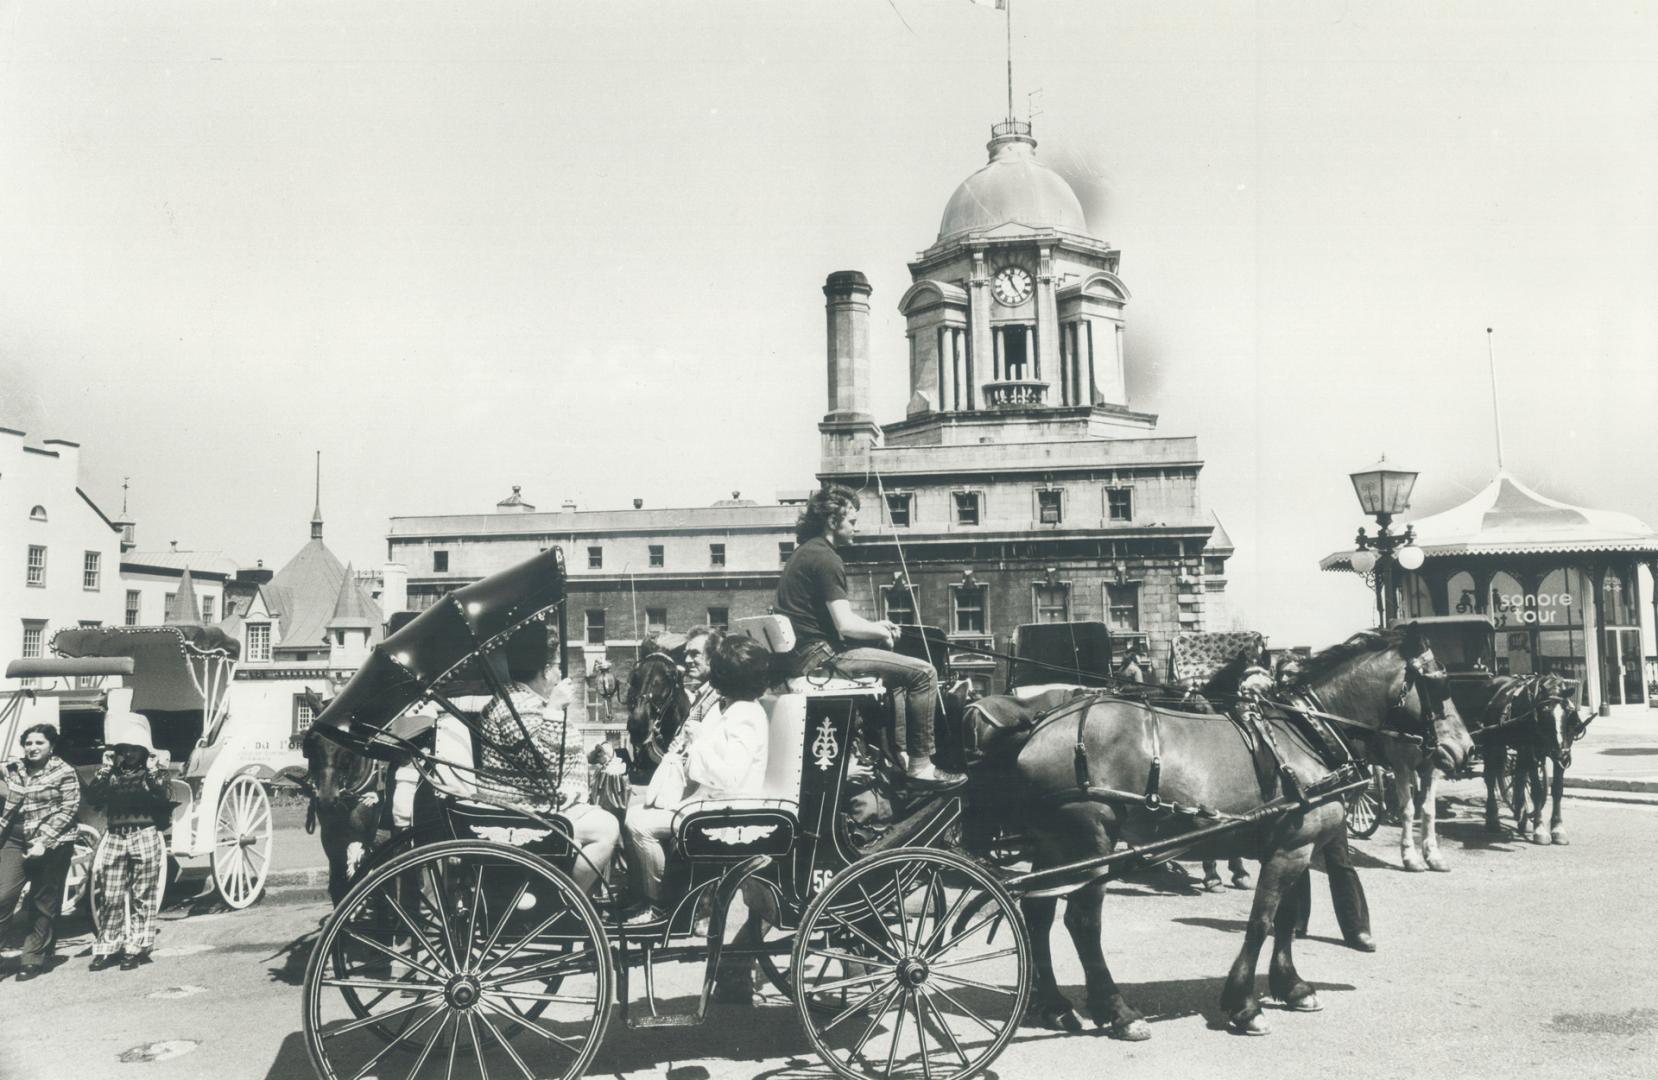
[83,709,173,971]
[0,723,82,982]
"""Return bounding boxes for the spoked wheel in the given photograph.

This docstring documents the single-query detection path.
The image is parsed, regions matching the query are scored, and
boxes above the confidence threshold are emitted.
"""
[213,773,273,909]
[303,839,612,1080]
[60,824,101,918]
[87,831,171,933]
[1498,747,1522,816]
[1344,768,1384,840]
[791,847,1031,1080]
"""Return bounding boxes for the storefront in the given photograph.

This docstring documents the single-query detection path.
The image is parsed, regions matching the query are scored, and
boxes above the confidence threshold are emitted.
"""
[1324,472,1658,712]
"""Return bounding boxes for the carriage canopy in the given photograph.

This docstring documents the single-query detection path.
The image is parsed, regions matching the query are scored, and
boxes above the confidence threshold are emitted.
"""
[314,547,568,743]
[50,624,240,715]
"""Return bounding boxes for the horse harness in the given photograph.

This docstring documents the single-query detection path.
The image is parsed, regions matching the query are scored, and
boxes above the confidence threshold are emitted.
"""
[1280,651,1452,765]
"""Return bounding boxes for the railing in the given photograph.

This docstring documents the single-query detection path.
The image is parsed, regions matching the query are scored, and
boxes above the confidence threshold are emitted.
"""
[983,380,1049,408]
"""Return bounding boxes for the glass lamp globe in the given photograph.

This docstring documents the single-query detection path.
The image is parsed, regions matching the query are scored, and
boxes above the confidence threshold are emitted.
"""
[1350,550,1377,574]
[1396,546,1426,571]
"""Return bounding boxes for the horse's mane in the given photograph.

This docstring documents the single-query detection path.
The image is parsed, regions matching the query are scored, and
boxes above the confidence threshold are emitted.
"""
[1294,627,1406,686]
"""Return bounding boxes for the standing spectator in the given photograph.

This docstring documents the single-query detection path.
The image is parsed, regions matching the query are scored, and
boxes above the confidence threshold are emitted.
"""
[83,710,173,970]
[0,724,82,981]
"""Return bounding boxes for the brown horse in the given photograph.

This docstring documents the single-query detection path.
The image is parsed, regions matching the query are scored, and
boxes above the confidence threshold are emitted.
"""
[1004,624,1472,1038]
[624,650,690,775]
[298,727,384,905]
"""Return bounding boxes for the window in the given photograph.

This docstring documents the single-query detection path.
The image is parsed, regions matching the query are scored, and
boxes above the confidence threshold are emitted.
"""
[1034,582,1070,623]
[291,693,317,748]
[648,545,665,568]
[200,595,215,624]
[885,492,913,528]
[1105,583,1140,633]
[953,492,981,526]
[587,546,603,570]
[20,620,45,687]
[83,551,101,591]
[585,609,606,645]
[779,541,795,564]
[709,543,726,567]
[125,590,142,626]
[883,585,918,626]
[1106,488,1133,522]
[706,606,729,631]
[25,545,45,587]
[433,550,449,573]
[246,622,272,662]
[164,592,177,621]
[646,608,668,635]
[1037,489,1063,525]
[952,584,987,634]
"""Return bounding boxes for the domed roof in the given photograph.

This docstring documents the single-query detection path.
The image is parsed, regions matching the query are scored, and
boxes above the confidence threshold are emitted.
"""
[938,124,1090,241]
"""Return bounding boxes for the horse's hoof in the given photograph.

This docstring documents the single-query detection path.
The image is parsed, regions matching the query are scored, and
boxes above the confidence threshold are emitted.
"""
[1530,831,1552,846]
[1025,1005,1083,1032]
[1484,818,1505,834]
[1346,932,1377,953]
[1551,828,1570,846]
[1203,878,1224,893]
[1425,855,1450,872]
[1108,1018,1152,1042]
[1402,856,1426,873]
[1231,875,1253,890]
[1230,1012,1271,1036]
[1284,990,1322,1013]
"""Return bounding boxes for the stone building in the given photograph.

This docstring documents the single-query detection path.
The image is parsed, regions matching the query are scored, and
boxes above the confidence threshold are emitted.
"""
[817,118,1232,687]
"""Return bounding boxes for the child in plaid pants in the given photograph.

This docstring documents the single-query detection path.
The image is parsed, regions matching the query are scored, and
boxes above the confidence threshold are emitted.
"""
[84,745,172,970]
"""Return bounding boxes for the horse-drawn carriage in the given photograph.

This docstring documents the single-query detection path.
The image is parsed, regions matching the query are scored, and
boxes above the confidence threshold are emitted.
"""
[301,548,1423,1077]
[0,624,274,920]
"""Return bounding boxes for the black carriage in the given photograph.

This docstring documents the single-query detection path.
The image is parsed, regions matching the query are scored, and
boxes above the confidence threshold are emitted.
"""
[301,549,1034,1080]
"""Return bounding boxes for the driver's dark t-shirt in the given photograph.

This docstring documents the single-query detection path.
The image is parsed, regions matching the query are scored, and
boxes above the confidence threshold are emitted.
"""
[774,535,848,653]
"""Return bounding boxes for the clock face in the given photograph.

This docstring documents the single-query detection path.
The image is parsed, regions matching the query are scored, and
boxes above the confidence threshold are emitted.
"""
[992,266,1033,305]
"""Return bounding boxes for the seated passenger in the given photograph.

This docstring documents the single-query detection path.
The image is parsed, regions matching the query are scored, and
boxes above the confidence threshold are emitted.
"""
[623,635,772,922]
[476,652,620,897]
[775,485,964,789]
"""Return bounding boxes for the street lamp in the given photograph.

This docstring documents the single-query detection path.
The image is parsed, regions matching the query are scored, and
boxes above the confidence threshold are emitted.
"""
[1349,455,1426,627]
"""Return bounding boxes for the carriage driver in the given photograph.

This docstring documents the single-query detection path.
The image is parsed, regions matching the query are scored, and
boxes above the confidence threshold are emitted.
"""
[478,652,620,897]
[775,485,965,790]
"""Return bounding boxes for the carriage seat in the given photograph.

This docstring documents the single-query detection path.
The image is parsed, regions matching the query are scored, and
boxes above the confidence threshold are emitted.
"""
[734,613,882,695]
[670,692,809,855]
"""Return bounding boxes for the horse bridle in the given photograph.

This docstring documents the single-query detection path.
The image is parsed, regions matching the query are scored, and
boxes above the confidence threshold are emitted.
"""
[631,651,686,760]
[1390,651,1451,757]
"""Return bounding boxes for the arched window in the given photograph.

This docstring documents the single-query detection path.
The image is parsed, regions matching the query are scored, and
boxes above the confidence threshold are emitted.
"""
[1447,571,1479,615]
[1401,573,1435,619]
[1489,571,1533,676]
[29,505,46,522]
[1535,567,1587,682]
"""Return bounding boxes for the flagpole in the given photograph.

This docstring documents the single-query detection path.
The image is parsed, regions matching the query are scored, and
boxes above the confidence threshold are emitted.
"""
[1006,0,1014,121]
[1485,327,1506,472]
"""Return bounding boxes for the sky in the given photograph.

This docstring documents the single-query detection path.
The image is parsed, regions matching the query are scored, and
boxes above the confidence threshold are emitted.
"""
[3,0,1656,649]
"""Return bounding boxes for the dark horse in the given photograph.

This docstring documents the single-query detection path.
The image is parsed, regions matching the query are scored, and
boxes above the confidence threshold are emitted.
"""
[1000,625,1473,1038]
[1476,674,1589,845]
[625,648,690,776]
[298,727,384,905]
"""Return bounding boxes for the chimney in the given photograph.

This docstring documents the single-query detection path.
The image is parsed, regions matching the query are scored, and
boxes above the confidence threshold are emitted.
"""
[823,271,873,420]
[380,562,408,623]
[632,498,644,509]
[42,438,81,486]
[562,499,578,512]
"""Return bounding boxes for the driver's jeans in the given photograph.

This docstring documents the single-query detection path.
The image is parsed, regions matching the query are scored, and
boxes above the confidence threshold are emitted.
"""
[822,647,940,758]
[0,836,72,968]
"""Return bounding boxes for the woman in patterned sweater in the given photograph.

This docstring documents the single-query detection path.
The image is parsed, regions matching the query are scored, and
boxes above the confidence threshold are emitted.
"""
[0,723,82,981]
[83,712,174,970]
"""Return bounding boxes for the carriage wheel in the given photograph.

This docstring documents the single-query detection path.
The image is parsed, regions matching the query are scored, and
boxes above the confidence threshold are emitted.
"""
[59,824,101,918]
[303,840,612,1080]
[1497,747,1520,815]
[791,848,1031,1080]
[85,831,172,933]
[212,773,272,909]
[1344,768,1384,840]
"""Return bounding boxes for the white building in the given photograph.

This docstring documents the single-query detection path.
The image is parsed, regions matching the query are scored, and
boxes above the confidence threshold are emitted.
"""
[120,546,234,628]
[1,428,123,665]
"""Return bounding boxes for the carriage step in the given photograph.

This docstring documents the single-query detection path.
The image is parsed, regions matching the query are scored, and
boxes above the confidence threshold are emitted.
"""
[632,1013,703,1028]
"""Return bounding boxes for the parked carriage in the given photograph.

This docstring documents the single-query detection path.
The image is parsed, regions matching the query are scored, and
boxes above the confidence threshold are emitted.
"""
[0,624,273,920]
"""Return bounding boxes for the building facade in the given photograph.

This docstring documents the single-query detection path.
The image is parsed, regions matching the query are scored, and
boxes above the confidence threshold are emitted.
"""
[818,118,1232,687]
[1,428,124,669]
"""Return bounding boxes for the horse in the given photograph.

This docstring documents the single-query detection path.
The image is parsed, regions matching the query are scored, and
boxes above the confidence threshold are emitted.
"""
[996,623,1471,1038]
[625,648,690,776]
[1476,674,1589,845]
[298,727,385,905]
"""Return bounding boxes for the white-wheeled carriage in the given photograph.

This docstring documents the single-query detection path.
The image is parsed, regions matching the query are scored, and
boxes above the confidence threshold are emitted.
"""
[301,547,1035,1080]
[1,624,273,920]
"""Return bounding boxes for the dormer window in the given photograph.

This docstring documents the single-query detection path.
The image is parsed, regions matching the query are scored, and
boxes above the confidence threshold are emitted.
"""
[29,505,46,522]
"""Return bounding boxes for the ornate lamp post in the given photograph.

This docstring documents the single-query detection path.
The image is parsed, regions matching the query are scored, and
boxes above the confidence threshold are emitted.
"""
[1348,456,1426,627]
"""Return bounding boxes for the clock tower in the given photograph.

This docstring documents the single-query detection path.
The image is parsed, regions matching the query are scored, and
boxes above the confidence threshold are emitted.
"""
[896,119,1136,424]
